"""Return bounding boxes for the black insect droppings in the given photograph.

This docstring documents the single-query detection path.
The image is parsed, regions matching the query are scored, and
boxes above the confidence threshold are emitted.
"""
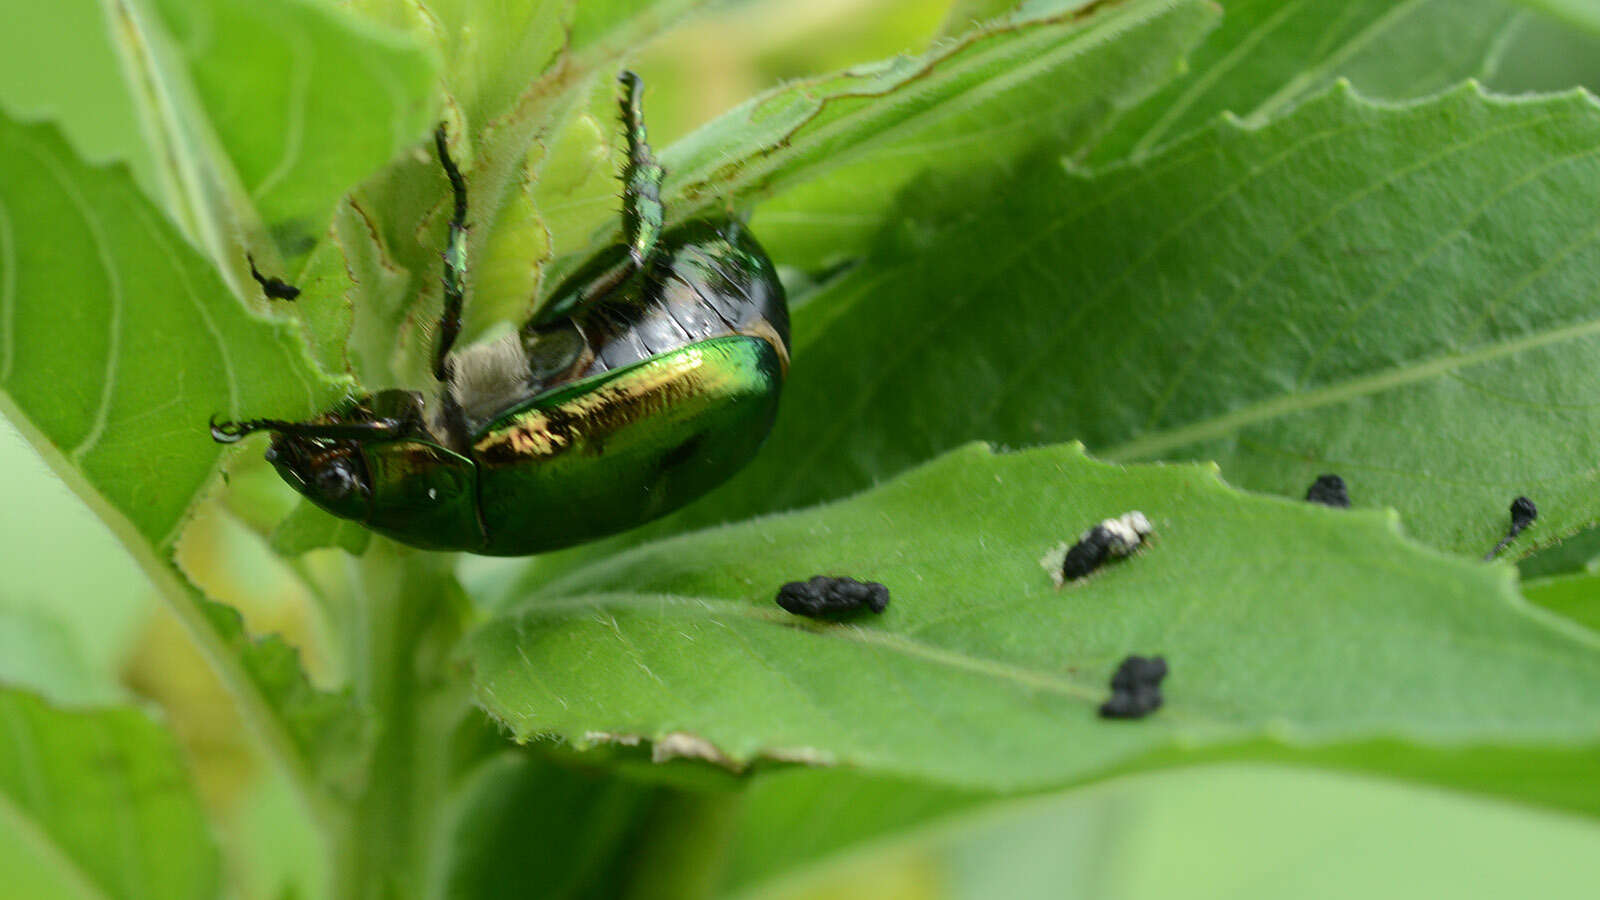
[1061,511,1152,582]
[1304,473,1350,508]
[776,576,889,619]
[1098,654,1167,720]
[1485,495,1539,561]
[248,254,301,301]
[1510,495,1538,532]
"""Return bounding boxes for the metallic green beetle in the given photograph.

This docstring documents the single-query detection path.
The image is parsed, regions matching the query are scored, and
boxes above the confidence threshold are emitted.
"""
[211,73,789,555]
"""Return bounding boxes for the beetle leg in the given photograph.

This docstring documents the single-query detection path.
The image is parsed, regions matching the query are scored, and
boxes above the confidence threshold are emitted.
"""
[209,415,405,445]
[618,71,664,271]
[539,72,668,315]
[433,123,469,383]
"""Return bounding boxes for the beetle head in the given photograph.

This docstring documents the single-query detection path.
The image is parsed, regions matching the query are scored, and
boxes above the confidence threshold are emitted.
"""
[265,435,373,522]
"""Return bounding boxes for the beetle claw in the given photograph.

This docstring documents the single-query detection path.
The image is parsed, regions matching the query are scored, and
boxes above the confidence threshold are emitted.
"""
[210,415,246,444]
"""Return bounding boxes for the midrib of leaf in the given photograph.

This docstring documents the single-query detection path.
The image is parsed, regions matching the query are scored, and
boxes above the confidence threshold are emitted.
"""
[761,99,1405,504]
[98,0,192,238]
[760,110,1380,504]
[776,88,1598,512]
[1102,315,1600,461]
[101,0,254,292]
[0,392,340,836]
[515,591,1108,706]
[1137,104,1580,427]
[1109,104,1600,459]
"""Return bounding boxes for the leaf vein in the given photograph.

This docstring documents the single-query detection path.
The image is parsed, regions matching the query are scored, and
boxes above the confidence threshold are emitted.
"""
[1141,107,1578,427]
[12,131,124,464]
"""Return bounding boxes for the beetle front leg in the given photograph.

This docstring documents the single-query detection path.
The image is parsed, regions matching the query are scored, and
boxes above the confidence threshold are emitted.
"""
[433,123,468,383]
[209,415,405,444]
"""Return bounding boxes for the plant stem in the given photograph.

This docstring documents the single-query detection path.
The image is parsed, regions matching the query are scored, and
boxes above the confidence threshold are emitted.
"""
[331,543,471,900]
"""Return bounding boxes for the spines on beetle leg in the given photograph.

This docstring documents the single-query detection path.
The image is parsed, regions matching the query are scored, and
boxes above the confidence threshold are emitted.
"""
[618,71,664,270]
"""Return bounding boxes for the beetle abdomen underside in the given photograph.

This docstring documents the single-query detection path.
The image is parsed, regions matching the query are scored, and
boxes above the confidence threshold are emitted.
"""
[470,334,784,555]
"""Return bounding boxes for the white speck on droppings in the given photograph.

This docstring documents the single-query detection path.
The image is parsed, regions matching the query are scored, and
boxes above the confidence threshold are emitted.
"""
[427,488,438,500]
[1101,511,1153,556]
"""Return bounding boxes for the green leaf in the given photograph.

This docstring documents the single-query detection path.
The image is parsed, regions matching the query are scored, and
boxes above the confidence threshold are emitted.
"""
[722,766,1600,900]
[1488,9,1600,97]
[720,768,991,896]
[0,421,151,702]
[1524,570,1600,632]
[270,500,374,557]
[194,598,364,788]
[0,611,119,706]
[1518,524,1600,579]
[441,751,661,900]
[0,114,337,546]
[938,0,1035,37]
[145,0,437,243]
[107,0,437,293]
[1087,0,1522,163]
[1514,0,1600,34]
[0,0,156,192]
[0,688,218,900]
[471,443,1600,799]
[520,83,1600,570]
[657,0,1219,269]
[0,113,351,824]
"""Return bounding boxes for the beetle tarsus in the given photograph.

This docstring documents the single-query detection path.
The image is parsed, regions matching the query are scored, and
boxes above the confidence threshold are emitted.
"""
[434,123,468,383]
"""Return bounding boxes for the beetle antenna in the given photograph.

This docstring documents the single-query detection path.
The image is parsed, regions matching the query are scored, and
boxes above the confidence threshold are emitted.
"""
[210,415,406,444]
[433,123,468,383]
[618,71,664,271]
